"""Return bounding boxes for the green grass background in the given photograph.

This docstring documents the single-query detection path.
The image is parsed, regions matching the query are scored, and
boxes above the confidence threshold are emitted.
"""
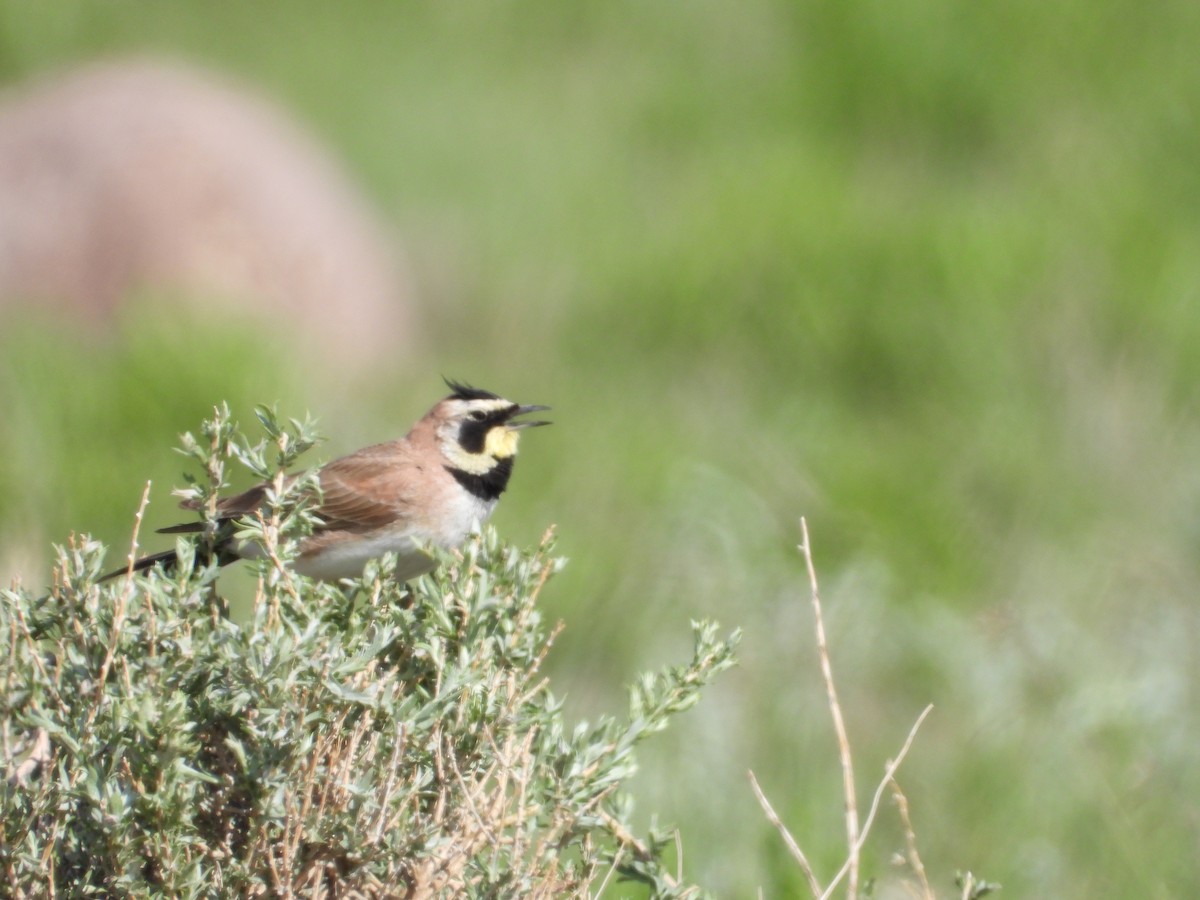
[3,1,1199,895]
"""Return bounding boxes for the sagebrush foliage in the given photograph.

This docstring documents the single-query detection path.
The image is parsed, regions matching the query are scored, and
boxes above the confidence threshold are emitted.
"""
[0,407,738,898]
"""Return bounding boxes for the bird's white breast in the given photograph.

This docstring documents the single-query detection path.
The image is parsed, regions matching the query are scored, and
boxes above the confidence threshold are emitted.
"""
[292,530,433,581]
[438,489,499,545]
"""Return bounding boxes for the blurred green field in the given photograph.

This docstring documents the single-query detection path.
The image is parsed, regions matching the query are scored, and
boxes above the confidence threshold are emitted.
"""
[3,1,1199,895]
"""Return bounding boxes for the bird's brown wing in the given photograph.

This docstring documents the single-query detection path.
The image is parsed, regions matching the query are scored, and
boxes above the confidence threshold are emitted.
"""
[158,445,415,536]
[309,446,417,533]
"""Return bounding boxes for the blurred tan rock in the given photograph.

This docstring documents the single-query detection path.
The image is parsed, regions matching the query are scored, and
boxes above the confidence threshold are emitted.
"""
[0,58,414,365]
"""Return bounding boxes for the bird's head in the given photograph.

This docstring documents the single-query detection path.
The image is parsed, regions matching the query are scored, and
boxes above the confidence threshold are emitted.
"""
[434,379,551,477]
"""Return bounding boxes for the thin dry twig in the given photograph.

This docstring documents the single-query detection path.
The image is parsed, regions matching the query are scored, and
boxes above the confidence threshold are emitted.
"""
[122,479,160,661]
[818,705,933,900]
[371,723,407,845]
[122,481,154,579]
[598,809,684,893]
[751,519,937,900]
[959,872,974,900]
[6,727,50,788]
[674,828,684,886]
[592,844,626,898]
[890,775,934,900]
[748,769,823,897]
[85,481,152,732]
[799,516,860,899]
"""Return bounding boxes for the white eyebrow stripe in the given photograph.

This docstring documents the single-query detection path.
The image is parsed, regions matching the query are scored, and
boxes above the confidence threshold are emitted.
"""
[451,398,512,413]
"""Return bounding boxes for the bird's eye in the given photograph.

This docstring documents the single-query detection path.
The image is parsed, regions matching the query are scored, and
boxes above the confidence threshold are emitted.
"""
[468,410,487,422]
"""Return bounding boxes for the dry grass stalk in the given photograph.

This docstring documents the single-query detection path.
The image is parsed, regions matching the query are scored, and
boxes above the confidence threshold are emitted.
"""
[751,519,934,899]
[889,776,934,900]
[799,517,861,898]
[748,769,822,897]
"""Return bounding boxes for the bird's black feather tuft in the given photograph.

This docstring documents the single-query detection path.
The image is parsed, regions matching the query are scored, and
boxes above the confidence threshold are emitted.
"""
[443,378,501,402]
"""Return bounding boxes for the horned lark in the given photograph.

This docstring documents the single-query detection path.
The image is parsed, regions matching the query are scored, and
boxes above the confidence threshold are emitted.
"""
[111,380,550,583]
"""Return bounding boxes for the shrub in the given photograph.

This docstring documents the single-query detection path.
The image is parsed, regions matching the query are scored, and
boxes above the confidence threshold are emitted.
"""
[0,406,738,898]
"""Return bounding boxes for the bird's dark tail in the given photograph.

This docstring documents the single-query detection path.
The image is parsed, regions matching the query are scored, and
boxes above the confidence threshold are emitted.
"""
[97,517,242,583]
[97,548,185,583]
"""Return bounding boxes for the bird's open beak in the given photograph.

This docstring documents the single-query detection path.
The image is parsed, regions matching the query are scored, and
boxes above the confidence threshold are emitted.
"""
[508,404,552,429]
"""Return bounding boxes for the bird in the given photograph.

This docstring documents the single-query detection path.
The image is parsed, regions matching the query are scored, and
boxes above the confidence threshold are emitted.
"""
[105,380,551,583]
